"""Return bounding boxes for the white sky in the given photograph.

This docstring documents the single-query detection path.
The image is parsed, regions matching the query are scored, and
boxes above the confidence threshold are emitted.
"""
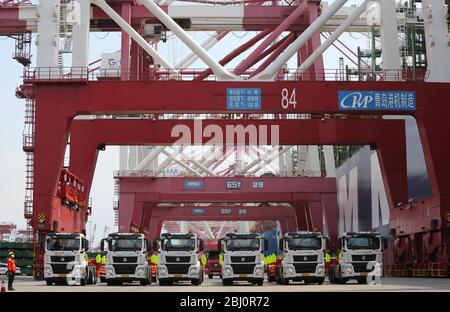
[0,0,368,242]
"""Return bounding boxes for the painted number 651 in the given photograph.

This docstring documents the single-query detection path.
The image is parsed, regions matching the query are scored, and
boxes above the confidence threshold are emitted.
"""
[281,88,297,109]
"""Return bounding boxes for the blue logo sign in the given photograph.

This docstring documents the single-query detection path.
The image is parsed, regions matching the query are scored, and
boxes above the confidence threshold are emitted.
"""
[226,88,261,110]
[184,180,204,190]
[226,181,242,190]
[192,208,205,216]
[338,91,416,111]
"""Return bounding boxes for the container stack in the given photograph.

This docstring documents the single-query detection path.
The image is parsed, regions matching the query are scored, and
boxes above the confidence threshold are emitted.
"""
[0,241,33,276]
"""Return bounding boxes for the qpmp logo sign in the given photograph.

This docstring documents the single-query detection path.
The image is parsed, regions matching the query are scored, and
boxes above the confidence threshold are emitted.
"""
[338,91,416,111]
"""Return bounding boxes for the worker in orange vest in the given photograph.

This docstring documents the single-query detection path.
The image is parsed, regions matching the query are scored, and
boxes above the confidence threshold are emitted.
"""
[7,252,17,291]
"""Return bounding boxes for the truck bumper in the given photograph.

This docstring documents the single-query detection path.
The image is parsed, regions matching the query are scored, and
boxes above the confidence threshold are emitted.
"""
[157,264,201,281]
[221,264,264,281]
[44,265,87,284]
[106,264,149,282]
[282,264,325,281]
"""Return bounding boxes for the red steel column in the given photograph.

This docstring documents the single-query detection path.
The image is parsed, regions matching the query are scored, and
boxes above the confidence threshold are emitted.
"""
[32,96,72,231]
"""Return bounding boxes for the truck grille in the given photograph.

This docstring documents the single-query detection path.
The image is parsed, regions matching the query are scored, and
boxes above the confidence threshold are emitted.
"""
[166,264,191,274]
[230,264,255,274]
[293,263,317,274]
[293,255,318,262]
[352,262,373,273]
[230,256,256,263]
[50,256,75,262]
[352,255,376,261]
[165,256,191,263]
[113,256,138,263]
[50,263,74,274]
[112,264,138,274]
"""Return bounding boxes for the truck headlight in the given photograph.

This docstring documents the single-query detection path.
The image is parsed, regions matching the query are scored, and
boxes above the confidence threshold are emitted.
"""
[286,266,295,275]
[107,267,114,277]
[44,267,52,275]
[72,267,82,276]
[345,265,353,275]
[223,267,232,276]
[159,267,167,275]
[316,265,324,275]
[189,267,198,274]
[136,267,145,277]
[254,267,263,276]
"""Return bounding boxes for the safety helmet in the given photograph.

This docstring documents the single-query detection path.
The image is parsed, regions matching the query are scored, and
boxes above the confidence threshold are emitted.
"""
[8,251,14,256]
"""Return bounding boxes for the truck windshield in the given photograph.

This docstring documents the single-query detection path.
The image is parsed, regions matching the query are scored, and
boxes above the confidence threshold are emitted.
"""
[206,250,219,259]
[109,239,143,251]
[287,237,322,250]
[226,238,260,251]
[346,237,380,250]
[46,237,80,251]
[162,238,195,251]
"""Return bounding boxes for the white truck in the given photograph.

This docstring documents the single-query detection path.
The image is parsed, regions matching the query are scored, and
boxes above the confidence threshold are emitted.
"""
[329,231,385,284]
[276,231,327,285]
[101,233,152,286]
[155,233,204,286]
[44,233,97,286]
[219,233,267,286]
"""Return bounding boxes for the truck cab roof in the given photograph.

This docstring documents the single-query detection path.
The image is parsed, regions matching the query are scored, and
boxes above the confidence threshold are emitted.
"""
[107,233,145,239]
[46,233,84,239]
[160,233,196,239]
[224,233,261,239]
[285,232,323,238]
[342,232,380,238]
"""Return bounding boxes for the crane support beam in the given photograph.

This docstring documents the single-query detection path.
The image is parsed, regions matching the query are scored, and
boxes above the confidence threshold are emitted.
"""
[0,3,384,35]
[67,118,406,211]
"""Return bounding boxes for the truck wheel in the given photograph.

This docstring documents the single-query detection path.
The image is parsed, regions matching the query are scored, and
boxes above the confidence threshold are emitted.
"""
[304,280,312,285]
[140,279,148,286]
[191,279,200,286]
[282,277,289,285]
[80,278,86,286]
[107,280,114,286]
[208,274,213,279]
[256,279,264,286]
[317,278,325,285]
[339,278,347,285]
[45,280,53,286]
[222,279,233,286]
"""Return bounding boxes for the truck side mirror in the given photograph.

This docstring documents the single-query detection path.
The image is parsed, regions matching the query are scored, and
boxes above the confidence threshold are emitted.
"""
[199,239,204,252]
[84,239,89,252]
[152,239,158,251]
[325,238,330,250]
[278,238,284,252]
[217,239,222,253]
[146,239,152,252]
[100,239,105,252]
[264,239,269,252]
[382,237,388,250]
